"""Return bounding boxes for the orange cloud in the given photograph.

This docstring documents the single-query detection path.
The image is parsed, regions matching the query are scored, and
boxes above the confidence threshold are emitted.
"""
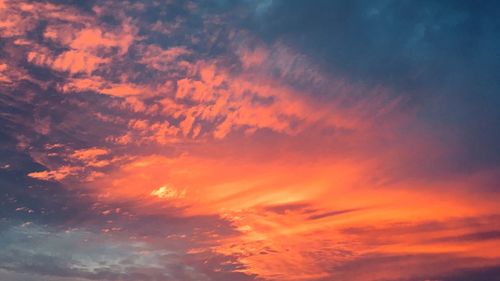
[72,148,109,160]
[70,25,134,55]
[82,145,500,280]
[28,50,108,74]
[1,0,135,76]
[28,166,81,181]
[139,44,191,71]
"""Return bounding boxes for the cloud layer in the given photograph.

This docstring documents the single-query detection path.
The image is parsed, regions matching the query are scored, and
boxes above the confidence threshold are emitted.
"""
[1,0,499,280]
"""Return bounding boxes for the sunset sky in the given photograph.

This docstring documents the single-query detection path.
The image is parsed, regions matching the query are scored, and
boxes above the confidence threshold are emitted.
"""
[1,0,500,280]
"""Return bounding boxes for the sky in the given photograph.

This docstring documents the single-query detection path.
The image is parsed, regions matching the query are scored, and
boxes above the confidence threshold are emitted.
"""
[0,0,500,280]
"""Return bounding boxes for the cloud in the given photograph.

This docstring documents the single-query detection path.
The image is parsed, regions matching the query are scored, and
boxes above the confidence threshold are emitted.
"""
[306,208,363,220]
[0,223,208,281]
[1,0,499,281]
[150,184,186,199]
[250,0,500,175]
[324,253,500,281]
[27,166,81,181]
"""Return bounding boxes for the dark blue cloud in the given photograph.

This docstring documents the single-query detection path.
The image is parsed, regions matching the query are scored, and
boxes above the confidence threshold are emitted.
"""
[251,0,500,177]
